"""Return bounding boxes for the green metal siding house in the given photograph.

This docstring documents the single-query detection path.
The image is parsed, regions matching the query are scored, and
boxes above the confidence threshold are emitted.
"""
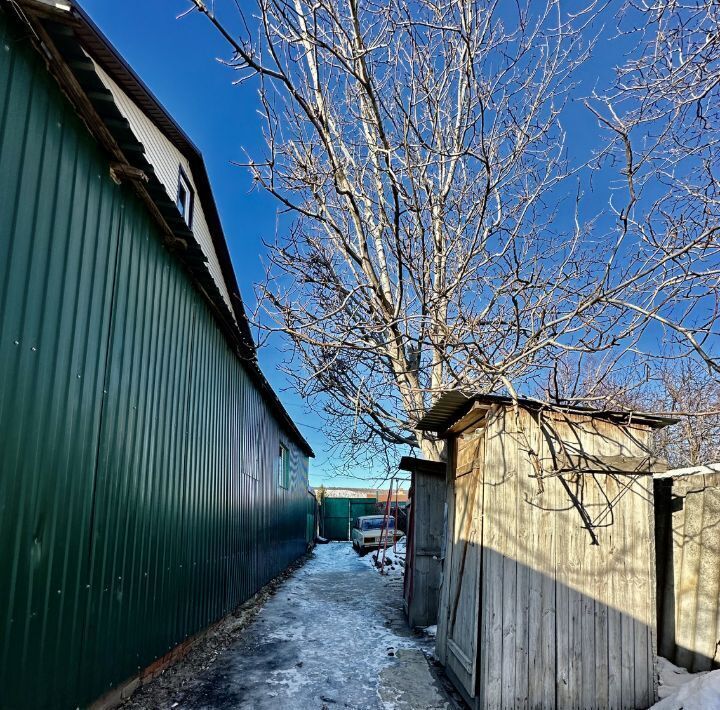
[0,2,314,707]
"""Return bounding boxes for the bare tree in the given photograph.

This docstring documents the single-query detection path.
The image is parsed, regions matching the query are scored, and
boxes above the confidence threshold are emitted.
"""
[189,0,719,468]
[587,0,720,373]
[650,363,720,467]
[547,355,720,468]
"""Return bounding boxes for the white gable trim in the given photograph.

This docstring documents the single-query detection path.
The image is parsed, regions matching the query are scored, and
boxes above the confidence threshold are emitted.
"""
[91,58,236,318]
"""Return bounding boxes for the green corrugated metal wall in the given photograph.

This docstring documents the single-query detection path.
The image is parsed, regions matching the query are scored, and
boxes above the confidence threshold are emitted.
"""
[0,10,310,709]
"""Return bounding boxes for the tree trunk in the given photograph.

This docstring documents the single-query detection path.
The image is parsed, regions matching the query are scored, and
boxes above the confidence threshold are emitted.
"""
[417,431,446,463]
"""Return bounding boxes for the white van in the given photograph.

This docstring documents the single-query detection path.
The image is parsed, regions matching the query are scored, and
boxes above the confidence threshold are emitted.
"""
[351,515,402,554]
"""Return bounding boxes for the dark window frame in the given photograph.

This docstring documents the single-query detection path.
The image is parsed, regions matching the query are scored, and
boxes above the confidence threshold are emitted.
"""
[278,443,290,489]
[176,166,194,228]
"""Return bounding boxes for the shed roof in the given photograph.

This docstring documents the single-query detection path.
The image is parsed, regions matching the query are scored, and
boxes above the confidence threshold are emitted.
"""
[418,391,678,434]
[654,463,720,480]
[9,0,313,457]
[398,456,446,477]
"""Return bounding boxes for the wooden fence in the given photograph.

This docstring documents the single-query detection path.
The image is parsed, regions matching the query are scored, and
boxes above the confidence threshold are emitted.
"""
[655,470,720,672]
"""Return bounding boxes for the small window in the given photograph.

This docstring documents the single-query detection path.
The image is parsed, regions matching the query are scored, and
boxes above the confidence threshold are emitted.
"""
[277,444,290,489]
[176,167,194,227]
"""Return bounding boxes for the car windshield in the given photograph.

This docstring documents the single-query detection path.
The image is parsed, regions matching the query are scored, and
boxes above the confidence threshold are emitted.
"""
[361,517,394,531]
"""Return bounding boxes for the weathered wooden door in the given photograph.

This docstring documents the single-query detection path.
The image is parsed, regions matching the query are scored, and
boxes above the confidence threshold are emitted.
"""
[444,431,484,698]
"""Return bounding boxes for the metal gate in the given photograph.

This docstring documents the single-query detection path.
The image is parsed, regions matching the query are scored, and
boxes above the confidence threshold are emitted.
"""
[321,498,378,540]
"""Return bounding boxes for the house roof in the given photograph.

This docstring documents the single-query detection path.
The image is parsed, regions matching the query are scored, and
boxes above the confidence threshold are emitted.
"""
[418,391,678,435]
[9,0,314,457]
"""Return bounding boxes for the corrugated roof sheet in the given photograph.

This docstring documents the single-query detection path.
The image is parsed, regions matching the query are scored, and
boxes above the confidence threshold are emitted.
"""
[654,463,720,479]
[418,391,678,433]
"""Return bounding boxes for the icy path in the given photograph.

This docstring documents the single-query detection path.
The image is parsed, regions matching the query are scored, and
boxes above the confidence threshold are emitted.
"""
[172,542,450,709]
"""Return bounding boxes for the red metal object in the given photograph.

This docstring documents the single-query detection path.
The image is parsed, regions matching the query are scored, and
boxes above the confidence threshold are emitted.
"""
[378,480,394,573]
[393,483,399,553]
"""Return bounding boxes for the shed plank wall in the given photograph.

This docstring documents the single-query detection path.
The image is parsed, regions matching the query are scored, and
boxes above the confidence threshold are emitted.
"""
[0,12,310,709]
[656,473,720,672]
[437,406,658,709]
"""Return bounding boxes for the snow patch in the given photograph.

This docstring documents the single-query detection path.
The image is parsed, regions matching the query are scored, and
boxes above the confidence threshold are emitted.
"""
[324,489,378,498]
[266,666,313,696]
[651,657,720,709]
[363,536,407,578]
[421,625,437,639]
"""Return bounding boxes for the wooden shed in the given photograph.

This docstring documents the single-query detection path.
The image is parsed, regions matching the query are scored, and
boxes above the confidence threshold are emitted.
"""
[417,392,675,710]
[655,464,720,672]
[400,456,447,629]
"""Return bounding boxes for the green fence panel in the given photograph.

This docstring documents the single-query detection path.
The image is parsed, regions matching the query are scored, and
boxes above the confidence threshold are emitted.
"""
[321,498,378,540]
[350,499,380,520]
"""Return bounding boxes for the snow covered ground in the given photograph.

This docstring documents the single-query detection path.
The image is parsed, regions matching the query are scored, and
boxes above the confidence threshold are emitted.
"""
[323,489,375,498]
[160,542,449,709]
[363,535,407,578]
[651,657,720,709]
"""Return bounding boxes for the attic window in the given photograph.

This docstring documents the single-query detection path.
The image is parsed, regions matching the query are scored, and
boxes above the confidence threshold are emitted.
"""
[176,167,194,227]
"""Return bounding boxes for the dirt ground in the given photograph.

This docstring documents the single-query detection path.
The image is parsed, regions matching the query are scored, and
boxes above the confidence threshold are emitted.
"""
[123,542,458,709]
